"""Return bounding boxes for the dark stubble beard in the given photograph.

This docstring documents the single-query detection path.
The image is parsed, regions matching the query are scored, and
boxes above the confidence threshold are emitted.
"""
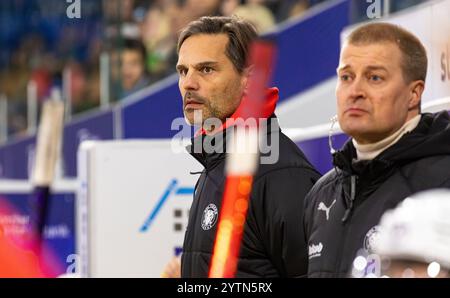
[184,91,229,124]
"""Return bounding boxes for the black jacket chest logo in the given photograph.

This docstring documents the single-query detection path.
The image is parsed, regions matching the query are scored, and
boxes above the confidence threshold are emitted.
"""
[201,203,218,230]
[317,199,337,221]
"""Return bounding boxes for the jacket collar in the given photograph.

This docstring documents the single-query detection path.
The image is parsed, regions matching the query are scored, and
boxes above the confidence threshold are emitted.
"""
[187,88,280,169]
[333,111,450,177]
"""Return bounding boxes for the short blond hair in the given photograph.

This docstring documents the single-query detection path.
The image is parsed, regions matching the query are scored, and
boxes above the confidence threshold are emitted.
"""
[346,22,427,83]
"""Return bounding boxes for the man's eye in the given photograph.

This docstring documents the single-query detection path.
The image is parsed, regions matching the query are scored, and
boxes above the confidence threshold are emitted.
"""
[178,69,187,76]
[340,74,351,81]
[370,75,382,82]
[201,67,213,74]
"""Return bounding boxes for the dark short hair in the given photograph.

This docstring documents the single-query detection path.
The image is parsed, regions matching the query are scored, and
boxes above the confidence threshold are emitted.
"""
[177,16,258,73]
[346,22,427,83]
[123,38,147,62]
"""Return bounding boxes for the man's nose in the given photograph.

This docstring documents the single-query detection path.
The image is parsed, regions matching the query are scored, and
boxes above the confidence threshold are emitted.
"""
[348,77,366,102]
[181,70,200,91]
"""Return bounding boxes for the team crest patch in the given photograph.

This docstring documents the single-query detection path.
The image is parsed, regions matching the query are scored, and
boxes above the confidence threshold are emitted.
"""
[201,204,218,230]
[364,225,382,253]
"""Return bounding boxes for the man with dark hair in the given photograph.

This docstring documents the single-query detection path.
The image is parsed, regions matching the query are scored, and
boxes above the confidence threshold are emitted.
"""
[177,16,320,277]
[120,39,150,98]
[304,22,450,277]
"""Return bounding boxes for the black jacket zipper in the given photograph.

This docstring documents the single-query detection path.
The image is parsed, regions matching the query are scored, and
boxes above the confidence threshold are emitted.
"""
[342,175,356,223]
[333,174,357,276]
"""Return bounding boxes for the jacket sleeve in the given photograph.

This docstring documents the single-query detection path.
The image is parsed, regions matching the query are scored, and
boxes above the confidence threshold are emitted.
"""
[249,166,319,277]
[439,177,450,188]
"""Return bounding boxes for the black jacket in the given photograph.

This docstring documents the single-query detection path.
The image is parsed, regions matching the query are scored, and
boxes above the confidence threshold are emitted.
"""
[304,111,450,277]
[181,116,321,277]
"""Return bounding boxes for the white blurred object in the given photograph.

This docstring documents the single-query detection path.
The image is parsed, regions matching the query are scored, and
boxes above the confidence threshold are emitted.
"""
[375,189,450,269]
[58,273,81,278]
[27,80,38,134]
[0,94,7,144]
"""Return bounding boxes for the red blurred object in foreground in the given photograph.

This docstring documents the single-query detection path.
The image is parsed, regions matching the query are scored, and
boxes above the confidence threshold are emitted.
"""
[208,40,276,278]
[0,199,61,278]
[209,175,253,277]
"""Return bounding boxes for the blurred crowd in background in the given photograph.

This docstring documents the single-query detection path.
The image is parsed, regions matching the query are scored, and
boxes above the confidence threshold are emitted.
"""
[0,0,428,140]
[0,0,332,140]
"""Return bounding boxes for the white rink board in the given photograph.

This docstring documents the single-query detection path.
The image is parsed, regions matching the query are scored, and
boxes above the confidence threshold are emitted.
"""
[77,140,201,277]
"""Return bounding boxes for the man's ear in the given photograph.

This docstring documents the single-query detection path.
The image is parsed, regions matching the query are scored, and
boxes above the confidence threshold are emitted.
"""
[242,65,254,94]
[408,80,425,111]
